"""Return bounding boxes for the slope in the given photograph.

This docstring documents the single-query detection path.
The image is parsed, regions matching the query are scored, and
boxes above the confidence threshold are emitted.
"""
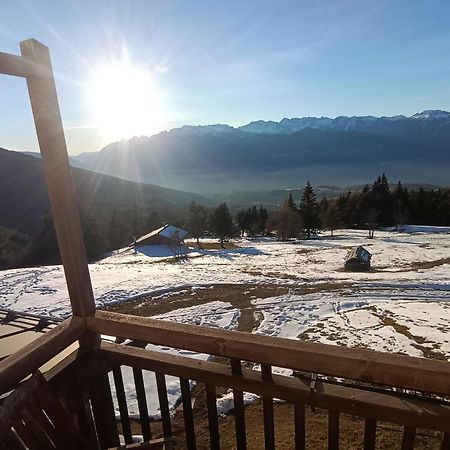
[0,148,210,237]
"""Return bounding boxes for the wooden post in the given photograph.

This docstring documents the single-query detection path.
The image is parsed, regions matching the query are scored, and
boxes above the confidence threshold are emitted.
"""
[19,39,95,318]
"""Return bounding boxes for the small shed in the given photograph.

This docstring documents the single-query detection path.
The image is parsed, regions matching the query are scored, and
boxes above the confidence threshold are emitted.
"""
[134,225,188,247]
[344,246,372,271]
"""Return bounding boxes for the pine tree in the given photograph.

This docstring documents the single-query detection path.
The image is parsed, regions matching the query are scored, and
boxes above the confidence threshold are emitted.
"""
[258,205,269,235]
[210,203,235,247]
[187,201,208,248]
[287,193,297,211]
[298,182,321,238]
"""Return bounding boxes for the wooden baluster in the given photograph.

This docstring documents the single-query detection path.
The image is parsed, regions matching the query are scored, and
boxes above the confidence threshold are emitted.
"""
[180,378,197,450]
[3,430,24,450]
[401,427,416,450]
[12,419,41,449]
[231,358,247,450]
[294,403,305,450]
[156,372,173,439]
[363,419,376,450]
[77,364,100,448]
[27,399,58,447]
[205,384,220,450]
[328,410,339,450]
[441,433,450,450]
[113,366,133,445]
[21,406,55,449]
[133,368,152,441]
[261,364,275,450]
[89,362,119,448]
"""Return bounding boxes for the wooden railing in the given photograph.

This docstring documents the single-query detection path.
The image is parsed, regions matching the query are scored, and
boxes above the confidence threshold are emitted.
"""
[2,310,450,449]
[85,311,450,450]
[1,309,450,449]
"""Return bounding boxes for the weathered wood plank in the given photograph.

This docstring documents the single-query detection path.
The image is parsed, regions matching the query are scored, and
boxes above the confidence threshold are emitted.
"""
[87,311,450,396]
[0,317,84,395]
[113,366,133,445]
[261,364,275,450]
[294,403,305,450]
[205,384,220,450]
[2,430,24,450]
[27,399,58,447]
[442,433,450,450]
[21,406,54,449]
[328,410,339,450]
[180,378,196,450]
[133,368,152,441]
[11,419,40,449]
[20,38,96,318]
[97,342,450,432]
[363,419,376,450]
[0,51,34,77]
[155,372,173,439]
[231,359,247,450]
[89,362,119,449]
[401,426,416,450]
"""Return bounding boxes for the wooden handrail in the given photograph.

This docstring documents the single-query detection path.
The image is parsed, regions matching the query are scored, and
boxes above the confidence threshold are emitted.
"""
[0,316,85,394]
[97,341,450,432]
[0,51,35,78]
[87,310,450,396]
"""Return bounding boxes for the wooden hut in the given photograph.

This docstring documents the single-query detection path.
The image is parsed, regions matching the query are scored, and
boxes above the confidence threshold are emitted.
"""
[344,246,372,271]
[134,225,188,247]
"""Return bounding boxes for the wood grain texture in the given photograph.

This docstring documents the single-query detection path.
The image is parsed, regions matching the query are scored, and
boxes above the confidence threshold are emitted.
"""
[180,378,196,450]
[0,50,34,77]
[88,310,450,396]
[261,364,275,450]
[363,419,376,450]
[0,316,84,395]
[205,384,220,450]
[97,341,450,432]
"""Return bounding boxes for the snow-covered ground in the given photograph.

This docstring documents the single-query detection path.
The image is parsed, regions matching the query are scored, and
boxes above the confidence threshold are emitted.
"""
[2,226,450,417]
[110,300,240,419]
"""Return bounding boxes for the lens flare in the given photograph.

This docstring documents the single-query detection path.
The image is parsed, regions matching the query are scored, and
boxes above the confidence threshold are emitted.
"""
[87,60,165,142]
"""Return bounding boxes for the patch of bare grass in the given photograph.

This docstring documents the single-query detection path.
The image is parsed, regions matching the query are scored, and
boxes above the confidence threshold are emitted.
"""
[185,240,240,250]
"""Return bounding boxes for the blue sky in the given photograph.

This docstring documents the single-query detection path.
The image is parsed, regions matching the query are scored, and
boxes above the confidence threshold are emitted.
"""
[1,0,450,154]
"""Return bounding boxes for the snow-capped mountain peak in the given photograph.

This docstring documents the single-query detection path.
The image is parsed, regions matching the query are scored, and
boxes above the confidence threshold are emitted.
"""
[411,110,450,121]
[238,110,450,135]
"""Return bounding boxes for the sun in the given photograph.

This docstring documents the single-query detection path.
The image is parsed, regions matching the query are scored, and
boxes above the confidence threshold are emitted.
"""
[87,61,165,142]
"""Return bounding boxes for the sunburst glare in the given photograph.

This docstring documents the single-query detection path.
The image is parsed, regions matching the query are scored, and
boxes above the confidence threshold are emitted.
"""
[86,59,166,142]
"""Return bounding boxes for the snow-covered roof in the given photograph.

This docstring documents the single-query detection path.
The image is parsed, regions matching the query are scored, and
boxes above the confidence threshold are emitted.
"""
[135,224,188,245]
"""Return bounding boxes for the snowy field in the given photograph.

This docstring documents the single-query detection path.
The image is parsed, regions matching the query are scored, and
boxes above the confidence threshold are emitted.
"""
[2,226,450,417]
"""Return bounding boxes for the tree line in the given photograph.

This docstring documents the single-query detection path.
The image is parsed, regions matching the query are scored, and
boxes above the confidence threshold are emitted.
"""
[271,174,450,240]
[2,174,450,269]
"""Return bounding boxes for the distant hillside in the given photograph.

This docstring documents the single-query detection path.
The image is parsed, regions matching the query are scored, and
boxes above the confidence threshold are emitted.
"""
[71,110,450,194]
[0,148,210,238]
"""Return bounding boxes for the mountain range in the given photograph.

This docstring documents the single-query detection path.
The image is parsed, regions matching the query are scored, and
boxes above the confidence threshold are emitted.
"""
[70,110,450,194]
[0,148,209,238]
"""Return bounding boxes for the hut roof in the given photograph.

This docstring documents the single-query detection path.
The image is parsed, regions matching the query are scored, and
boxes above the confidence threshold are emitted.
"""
[345,246,372,263]
[135,225,188,246]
